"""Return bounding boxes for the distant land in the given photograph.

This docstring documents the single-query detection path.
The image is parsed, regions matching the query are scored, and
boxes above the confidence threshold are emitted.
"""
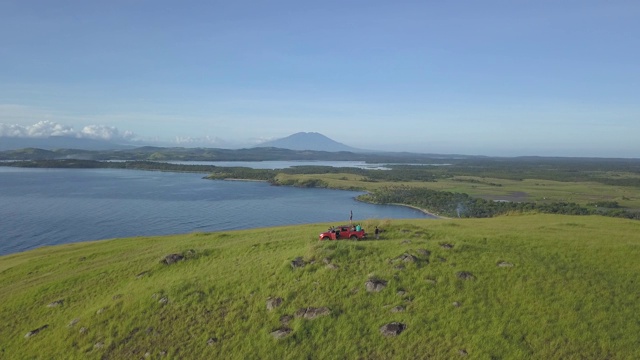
[254,132,364,152]
[0,132,362,153]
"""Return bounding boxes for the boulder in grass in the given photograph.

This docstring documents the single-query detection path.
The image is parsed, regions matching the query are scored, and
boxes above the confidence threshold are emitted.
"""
[290,257,306,269]
[266,297,283,311]
[25,325,48,338]
[379,322,406,337]
[497,261,514,267]
[47,299,64,308]
[294,307,331,320]
[365,279,388,292]
[271,327,292,339]
[456,271,475,280]
[161,254,184,265]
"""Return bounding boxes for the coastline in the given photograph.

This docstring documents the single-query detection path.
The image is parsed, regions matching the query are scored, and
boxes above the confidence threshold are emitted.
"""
[353,195,446,219]
[387,202,448,219]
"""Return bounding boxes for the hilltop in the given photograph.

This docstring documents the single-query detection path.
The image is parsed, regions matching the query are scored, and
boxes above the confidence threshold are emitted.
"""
[1,215,638,359]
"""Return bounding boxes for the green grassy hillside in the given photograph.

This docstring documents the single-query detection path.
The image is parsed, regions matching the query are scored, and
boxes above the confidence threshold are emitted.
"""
[1,215,639,359]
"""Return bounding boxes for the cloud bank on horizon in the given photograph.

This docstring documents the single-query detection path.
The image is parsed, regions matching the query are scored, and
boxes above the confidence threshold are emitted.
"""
[0,120,265,148]
[0,121,134,141]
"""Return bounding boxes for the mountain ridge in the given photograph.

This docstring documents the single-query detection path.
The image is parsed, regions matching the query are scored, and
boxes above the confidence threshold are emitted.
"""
[254,132,362,152]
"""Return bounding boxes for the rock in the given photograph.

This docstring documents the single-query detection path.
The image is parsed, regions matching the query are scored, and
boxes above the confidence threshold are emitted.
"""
[416,249,431,257]
[207,337,218,345]
[266,297,283,311]
[379,322,406,337]
[25,325,48,338]
[391,306,405,313]
[396,290,406,296]
[270,327,292,339]
[295,307,331,319]
[456,271,475,280]
[440,243,454,249]
[322,257,331,264]
[497,261,514,267]
[136,271,150,279]
[112,294,123,300]
[326,263,339,270]
[94,341,104,349]
[96,308,105,314]
[162,253,184,265]
[291,257,306,268]
[459,349,468,356]
[280,315,293,325]
[400,253,418,263]
[365,279,388,292]
[68,318,80,327]
[158,297,168,304]
[394,264,405,270]
[79,327,88,334]
[452,301,461,307]
[47,299,64,307]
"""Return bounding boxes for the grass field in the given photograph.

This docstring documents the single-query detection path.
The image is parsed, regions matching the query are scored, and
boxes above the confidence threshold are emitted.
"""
[274,173,640,209]
[1,214,639,359]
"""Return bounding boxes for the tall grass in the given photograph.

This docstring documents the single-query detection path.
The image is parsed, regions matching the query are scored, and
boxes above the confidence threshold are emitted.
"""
[1,214,639,359]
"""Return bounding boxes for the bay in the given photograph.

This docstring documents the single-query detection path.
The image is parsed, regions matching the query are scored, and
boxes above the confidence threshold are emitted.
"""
[0,167,433,255]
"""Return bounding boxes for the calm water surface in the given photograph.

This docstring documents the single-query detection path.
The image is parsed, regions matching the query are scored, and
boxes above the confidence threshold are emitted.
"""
[0,167,432,255]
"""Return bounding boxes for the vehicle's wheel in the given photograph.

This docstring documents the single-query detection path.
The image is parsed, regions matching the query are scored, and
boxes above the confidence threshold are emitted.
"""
[350,235,358,240]
[321,237,329,241]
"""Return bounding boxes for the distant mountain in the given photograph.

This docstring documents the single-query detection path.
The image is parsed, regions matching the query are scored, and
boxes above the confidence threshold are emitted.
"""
[254,132,361,152]
[0,136,134,151]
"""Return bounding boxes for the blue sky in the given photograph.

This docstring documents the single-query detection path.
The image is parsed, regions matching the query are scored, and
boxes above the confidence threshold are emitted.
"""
[1,0,638,157]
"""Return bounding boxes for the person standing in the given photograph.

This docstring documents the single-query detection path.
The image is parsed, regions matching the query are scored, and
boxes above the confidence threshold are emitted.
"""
[374,226,379,240]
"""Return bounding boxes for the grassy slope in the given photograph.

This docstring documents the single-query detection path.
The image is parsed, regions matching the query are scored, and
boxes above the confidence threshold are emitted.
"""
[1,215,639,359]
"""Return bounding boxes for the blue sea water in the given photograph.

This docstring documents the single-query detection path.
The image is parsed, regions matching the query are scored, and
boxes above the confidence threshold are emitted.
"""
[0,167,433,255]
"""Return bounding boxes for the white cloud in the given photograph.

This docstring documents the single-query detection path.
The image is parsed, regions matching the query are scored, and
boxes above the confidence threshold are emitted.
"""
[0,120,136,141]
[80,124,134,141]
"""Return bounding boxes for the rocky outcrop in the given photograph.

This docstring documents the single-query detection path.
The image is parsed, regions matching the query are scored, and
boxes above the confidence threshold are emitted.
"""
[47,299,64,307]
[291,257,306,268]
[456,271,475,280]
[379,322,406,337]
[294,307,331,320]
[266,297,283,311]
[365,279,388,292]
[25,325,48,338]
[270,328,292,339]
[161,254,184,265]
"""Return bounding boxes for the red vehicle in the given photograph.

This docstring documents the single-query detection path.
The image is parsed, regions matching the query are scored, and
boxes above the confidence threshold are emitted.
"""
[319,225,366,241]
